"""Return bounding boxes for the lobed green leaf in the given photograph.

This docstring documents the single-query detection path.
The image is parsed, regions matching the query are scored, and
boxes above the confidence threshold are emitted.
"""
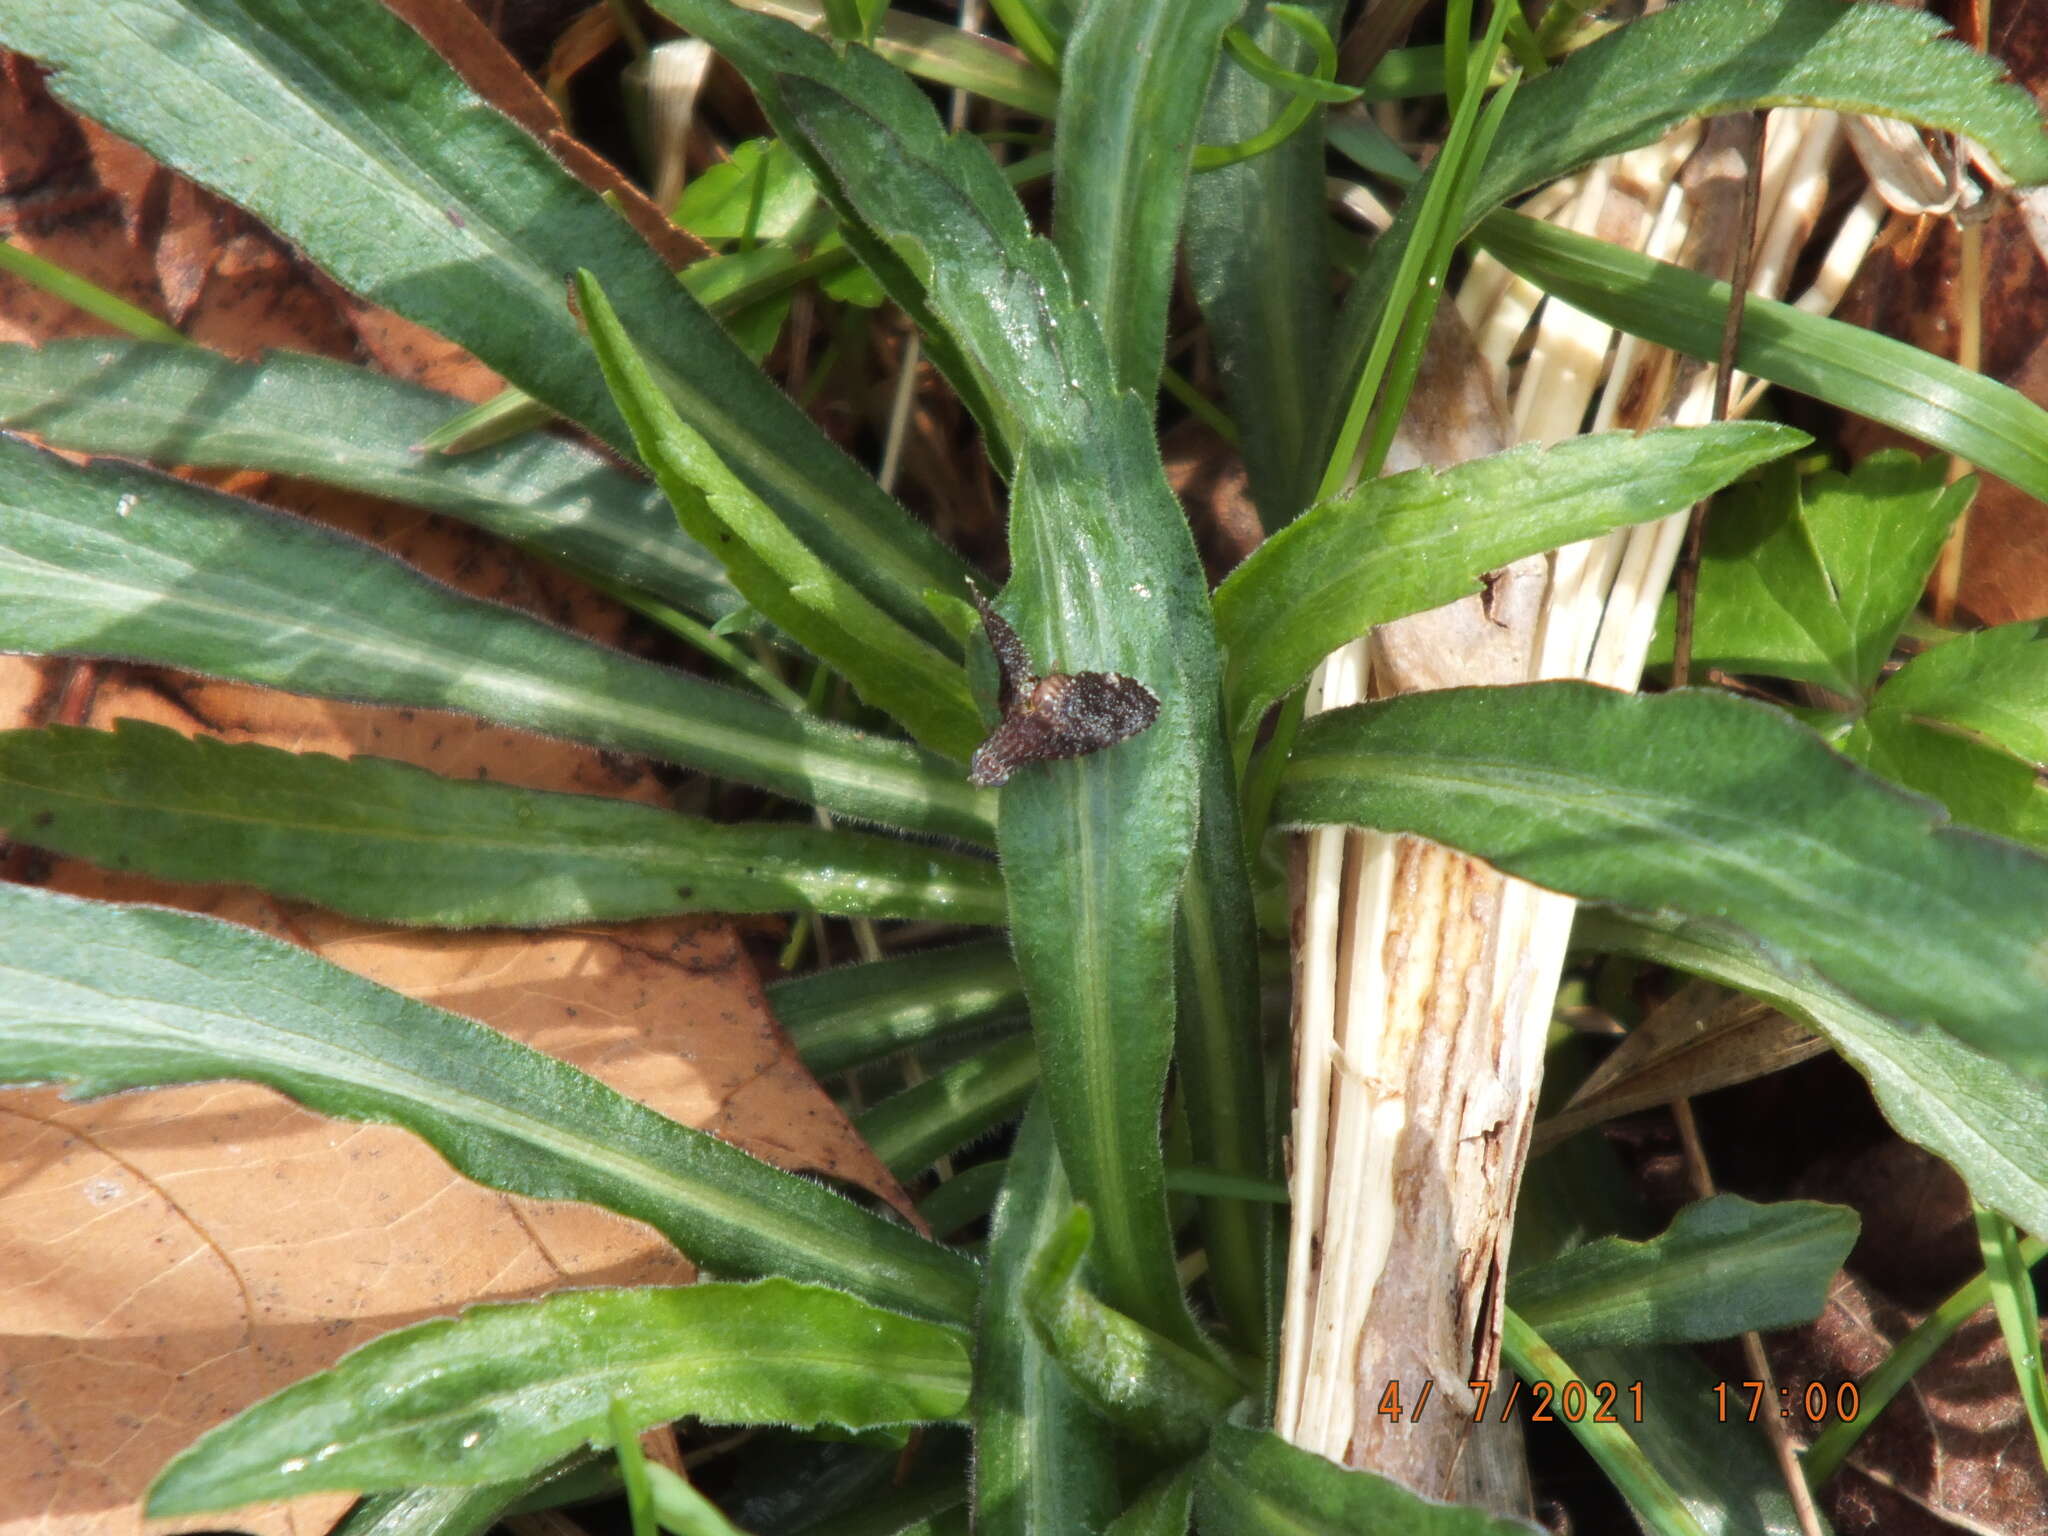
[1647,451,1969,697]
[0,883,982,1323]
[1216,423,1809,743]
[0,0,968,648]
[1280,682,2048,1078]
[0,721,1005,928]
[149,1281,968,1514]
[0,341,744,626]
[0,435,993,842]
[1509,1195,1857,1352]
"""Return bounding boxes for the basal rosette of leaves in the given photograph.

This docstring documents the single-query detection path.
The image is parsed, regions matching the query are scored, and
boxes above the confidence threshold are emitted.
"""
[0,0,2044,1530]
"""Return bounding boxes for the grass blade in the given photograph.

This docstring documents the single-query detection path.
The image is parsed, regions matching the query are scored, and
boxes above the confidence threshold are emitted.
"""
[0,341,744,625]
[1974,1208,2048,1469]
[0,721,1004,928]
[1053,0,1238,391]
[0,0,969,646]
[854,1034,1038,1179]
[0,882,982,1324]
[149,1282,968,1514]
[578,272,984,759]
[1279,683,2048,1079]
[1214,423,1808,745]
[0,435,993,842]
[1477,208,2048,505]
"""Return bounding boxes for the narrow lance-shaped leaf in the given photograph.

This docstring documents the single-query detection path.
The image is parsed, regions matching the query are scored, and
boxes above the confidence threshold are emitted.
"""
[0,722,1006,929]
[1306,0,2048,494]
[0,0,969,647]
[854,1033,1039,1179]
[1184,0,1345,528]
[149,1282,971,1515]
[0,883,983,1324]
[771,938,1026,1076]
[1580,906,2048,1249]
[972,1104,1120,1536]
[578,271,985,760]
[0,435,994,843]
[0,341,744,626]
[743,26,1245,1352]
[1053,0,1240,392]
[1507,1195,1858,1353]
[1192,1419,1542,1534]
[1278,682,2048,1079]
[1477,207,2048,506]
[1214,423,1809,744]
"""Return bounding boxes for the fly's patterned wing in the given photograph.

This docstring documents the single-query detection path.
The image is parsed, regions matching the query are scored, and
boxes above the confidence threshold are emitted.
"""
[968,671,1161,787]
[968,581,1036,716]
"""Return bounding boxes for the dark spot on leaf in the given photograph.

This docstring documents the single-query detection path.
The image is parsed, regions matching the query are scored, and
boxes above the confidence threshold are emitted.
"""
[31,811,53,828]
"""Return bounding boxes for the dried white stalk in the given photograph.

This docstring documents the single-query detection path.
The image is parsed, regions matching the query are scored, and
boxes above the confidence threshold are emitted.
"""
[1280,108,1884,1504]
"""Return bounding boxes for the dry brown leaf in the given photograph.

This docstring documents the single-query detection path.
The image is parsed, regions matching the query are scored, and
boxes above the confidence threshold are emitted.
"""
[0,23,911,1536]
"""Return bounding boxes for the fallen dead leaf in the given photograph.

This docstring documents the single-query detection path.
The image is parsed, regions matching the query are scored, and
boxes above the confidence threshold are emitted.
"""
[0,14,911,1536]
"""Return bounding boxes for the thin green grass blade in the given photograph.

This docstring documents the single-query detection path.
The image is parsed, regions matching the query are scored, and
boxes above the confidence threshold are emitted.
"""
[1582,907,2048,1246]
[1975,1208,2048,1468]
[854,1033,1038,1179]
[0,0,970,648]
[644,1464,748,1536]
[1501,1312,1710,1536]
[0,721,1004,928]
[0,239,187,343]
[971,1104,1120,1536]
[1508,1195,1857,1352]
[578,272,984,759]
[1053,0,1239,392]
[772,940,1025,1077]
[0,882,981,1324]
[1477,208,2048,505]
[1280,683,2048,1079]
[1183,0,1345,529]
[731,0,1058,115]
[1215,423,1809,745]
[0,341,743,625]
[1801,1236,2047,1488]
[0,436,993,842]
[148,1282,969,1514]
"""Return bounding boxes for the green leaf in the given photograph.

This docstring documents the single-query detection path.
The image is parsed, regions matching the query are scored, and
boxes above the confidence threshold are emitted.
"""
[1278,682,2048,1078]
[0,436,994,842]
[1020,1206,1244,1457]
[1862,619,2048,769]
[1215,423,1809,742]
[1477,208,2048,507]
[1580,907,2048,1268]
[1183,0,1344,527]
[0,0,969,648]
[971,1104,1121,1536]
[1053,0,1240,392]
[1647,451,1970,696]
[0,340,744,625]
[738,25,1242,1350]
[1104,1466,1196,1536]
[578,271,985,759]
[326,1482,542,1536]
[1191,1419,1541,1533]
[1509,1195,1857,1352]
[854,1033,1038,1179]
[0,721,1006,928]
[1841,707,2048,850]
[1975,1208,2048,1468]
[148,1281,970,1514]
[675,137,821,242]
[772,938,1025,1077]
[1471,0,2048,220]
[0,882,982,1323]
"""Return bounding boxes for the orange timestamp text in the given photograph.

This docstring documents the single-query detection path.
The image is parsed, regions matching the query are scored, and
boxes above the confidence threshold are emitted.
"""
[1374,1378,1646,1424]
